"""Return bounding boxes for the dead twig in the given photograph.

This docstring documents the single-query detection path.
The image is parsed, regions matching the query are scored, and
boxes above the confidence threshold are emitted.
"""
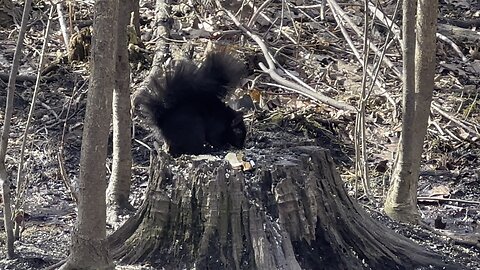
[0,72,39,82]
[15,5,55,211]
[0,0,34,258]
[328,0,402,78]
[217,0,355,112]
[418,196,480,205]
[247,0,273,28]
[420,223,480,249]
[56,3,70,55]
[57,152,78,203]
[432,101,479,139]
[368,2,469,62]
[436,33,468,62]
[326,0,397,111]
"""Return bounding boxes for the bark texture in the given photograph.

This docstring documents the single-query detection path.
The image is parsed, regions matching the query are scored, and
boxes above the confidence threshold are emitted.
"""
[384,0,420,223]
[411,0,438,175]
[109,142,458,269]
[106,0,134,213]
[132,0,171,108]
[385,0,438,223]
[61,0,118,269]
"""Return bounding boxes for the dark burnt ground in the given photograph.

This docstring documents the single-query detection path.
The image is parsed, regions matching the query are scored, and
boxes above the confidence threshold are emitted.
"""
[1,0,479,269]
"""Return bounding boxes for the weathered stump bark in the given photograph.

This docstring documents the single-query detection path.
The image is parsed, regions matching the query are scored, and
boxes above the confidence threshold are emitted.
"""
[109,144,459,269]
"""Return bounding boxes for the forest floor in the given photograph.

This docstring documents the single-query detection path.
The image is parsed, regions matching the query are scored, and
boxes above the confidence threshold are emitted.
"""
[0,0,479,269]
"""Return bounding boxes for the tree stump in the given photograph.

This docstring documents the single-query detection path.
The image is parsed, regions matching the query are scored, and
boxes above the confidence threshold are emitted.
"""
[109,139,459,269]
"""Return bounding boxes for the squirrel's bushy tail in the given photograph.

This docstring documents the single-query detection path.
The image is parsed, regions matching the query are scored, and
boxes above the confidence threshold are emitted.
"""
[162,51,244,103]
[135,51,247,155]
[195,52,245,98]
[137,51,244,126]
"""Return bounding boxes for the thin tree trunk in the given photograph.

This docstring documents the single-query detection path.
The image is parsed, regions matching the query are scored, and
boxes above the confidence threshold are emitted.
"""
[384,0,420,223]
[411,0,438,186]
[106,0,134,214]
[0,0,33,258]
[60,0,118,269]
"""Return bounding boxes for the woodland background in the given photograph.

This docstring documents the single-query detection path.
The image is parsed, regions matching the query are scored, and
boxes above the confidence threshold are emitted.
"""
[0,0,479,269]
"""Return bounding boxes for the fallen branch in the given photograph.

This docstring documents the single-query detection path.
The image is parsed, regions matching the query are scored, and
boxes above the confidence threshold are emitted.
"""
[418,196,480,205]
[325,0,397,109]
[431,101,479,139]
[217,0,355,112]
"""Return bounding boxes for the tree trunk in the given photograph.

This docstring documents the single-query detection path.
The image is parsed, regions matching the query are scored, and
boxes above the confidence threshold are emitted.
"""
[385,0,438,224]
[109,145,459,269]
[411,0,438,182]
[106,0,134,215]
[384,0,419,223]
[60,0,118,269]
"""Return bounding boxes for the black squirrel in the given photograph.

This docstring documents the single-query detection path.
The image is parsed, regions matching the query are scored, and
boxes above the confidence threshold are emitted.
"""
[137,52,247,156]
